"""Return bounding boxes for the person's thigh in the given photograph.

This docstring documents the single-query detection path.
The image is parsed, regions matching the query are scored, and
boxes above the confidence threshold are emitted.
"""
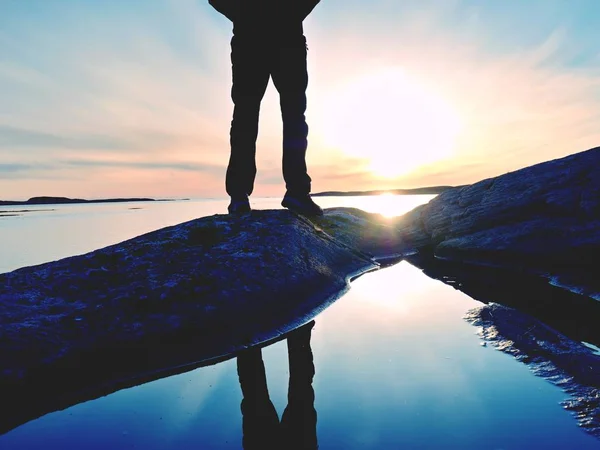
[231,36,271,104]
[271,35,308,97]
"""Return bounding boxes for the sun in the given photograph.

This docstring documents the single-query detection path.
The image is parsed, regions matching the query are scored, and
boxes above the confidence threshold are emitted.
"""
[318,68,462,178]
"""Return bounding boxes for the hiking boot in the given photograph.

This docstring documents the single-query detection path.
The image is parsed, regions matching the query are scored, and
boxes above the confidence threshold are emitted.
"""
[228,195,251,214]
[281,193,323,216]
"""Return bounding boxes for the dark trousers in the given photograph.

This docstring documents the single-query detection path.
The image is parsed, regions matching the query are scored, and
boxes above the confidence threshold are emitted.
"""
[226,34,312,197]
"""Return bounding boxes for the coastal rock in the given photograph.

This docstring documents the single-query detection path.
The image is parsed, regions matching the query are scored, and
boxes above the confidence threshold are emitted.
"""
[0,209,377,433]
[313,207,410,264]
[392,147,600,298]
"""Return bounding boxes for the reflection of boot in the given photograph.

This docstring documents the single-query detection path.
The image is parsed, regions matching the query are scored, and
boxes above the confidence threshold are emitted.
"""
[281,321,318,449]
[237,347,280,450]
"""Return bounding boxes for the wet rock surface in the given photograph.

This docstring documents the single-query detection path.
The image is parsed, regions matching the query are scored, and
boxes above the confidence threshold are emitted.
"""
[393,147,600,298]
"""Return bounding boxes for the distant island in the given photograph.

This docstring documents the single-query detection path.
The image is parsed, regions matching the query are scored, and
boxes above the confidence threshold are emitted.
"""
[312,186,460,197]
[0,196,182,207]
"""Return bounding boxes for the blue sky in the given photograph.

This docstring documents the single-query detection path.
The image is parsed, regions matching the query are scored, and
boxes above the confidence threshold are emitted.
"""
[1,0,599,198]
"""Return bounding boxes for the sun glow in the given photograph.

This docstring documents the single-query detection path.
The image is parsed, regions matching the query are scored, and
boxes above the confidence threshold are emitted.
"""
[319,68,462,178]
[316,193,436,218]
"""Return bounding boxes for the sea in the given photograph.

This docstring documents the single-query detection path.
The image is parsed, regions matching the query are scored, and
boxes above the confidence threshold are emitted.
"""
[0,196,598,449]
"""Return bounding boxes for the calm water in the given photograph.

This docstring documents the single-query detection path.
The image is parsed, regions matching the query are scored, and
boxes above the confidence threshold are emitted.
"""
[0,196,597,449]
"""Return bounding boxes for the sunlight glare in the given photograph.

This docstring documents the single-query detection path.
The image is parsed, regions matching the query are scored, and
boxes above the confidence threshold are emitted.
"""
[372,193,409,218]
[319,194,435,218]
[320,68,462,178]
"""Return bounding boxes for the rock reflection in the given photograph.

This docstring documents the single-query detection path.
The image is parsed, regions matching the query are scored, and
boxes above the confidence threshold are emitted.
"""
[407,254,600,439]
[237,320,317,450]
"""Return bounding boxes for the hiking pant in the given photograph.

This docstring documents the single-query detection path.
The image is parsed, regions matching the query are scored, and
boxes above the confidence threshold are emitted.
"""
[226,34,312,198]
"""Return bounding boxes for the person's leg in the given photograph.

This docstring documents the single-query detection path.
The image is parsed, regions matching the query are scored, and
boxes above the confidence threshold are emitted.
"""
[271,36,322,216]
[237,347,281,449]
[271,35,311,197]
[227,36,271,200]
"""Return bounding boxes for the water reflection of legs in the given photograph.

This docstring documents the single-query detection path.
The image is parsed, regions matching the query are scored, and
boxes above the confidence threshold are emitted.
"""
[236,321,317,450]
[237,347,280,449]
[281,321,317,450]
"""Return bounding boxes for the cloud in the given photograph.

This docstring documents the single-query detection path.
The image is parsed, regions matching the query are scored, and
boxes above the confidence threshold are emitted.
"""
[61,158,223,174]
[0,125,132,151]
[0,163,32,173]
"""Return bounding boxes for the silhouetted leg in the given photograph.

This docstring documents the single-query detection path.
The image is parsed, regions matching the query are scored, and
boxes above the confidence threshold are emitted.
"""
[237,347,280,449]
[280,321,318,449]
[271,36,312,196]
[227,36,271,197]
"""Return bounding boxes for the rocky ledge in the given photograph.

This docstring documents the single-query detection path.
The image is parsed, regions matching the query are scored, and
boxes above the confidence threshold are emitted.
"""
[392,146,600,299]
[1,209,390,434]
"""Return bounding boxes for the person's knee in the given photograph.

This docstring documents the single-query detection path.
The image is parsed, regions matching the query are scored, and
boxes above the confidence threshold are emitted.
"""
[280,91,306,108]
[232,101,261,120]
[282,119,308,138]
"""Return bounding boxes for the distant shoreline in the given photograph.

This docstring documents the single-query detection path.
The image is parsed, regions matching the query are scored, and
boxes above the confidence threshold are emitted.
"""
[312,186,460,197]
[0,196,188,207]
[1,187,458,206]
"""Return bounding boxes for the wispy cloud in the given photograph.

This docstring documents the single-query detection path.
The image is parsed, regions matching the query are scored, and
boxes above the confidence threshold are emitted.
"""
[0,163,39,174]
[61,158,223,173]
[0,125,134,150]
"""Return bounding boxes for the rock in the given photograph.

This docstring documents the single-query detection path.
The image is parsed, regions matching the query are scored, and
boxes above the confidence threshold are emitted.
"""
[392,147,600,298]
[312,207,410,264]
[0,209,378,434]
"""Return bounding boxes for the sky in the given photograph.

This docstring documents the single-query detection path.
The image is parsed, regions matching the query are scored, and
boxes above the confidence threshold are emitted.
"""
[1,0,599,199]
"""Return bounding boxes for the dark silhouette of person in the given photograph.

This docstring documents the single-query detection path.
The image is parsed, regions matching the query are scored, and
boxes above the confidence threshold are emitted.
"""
[208,0,323,216]
[236,321,318,449]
